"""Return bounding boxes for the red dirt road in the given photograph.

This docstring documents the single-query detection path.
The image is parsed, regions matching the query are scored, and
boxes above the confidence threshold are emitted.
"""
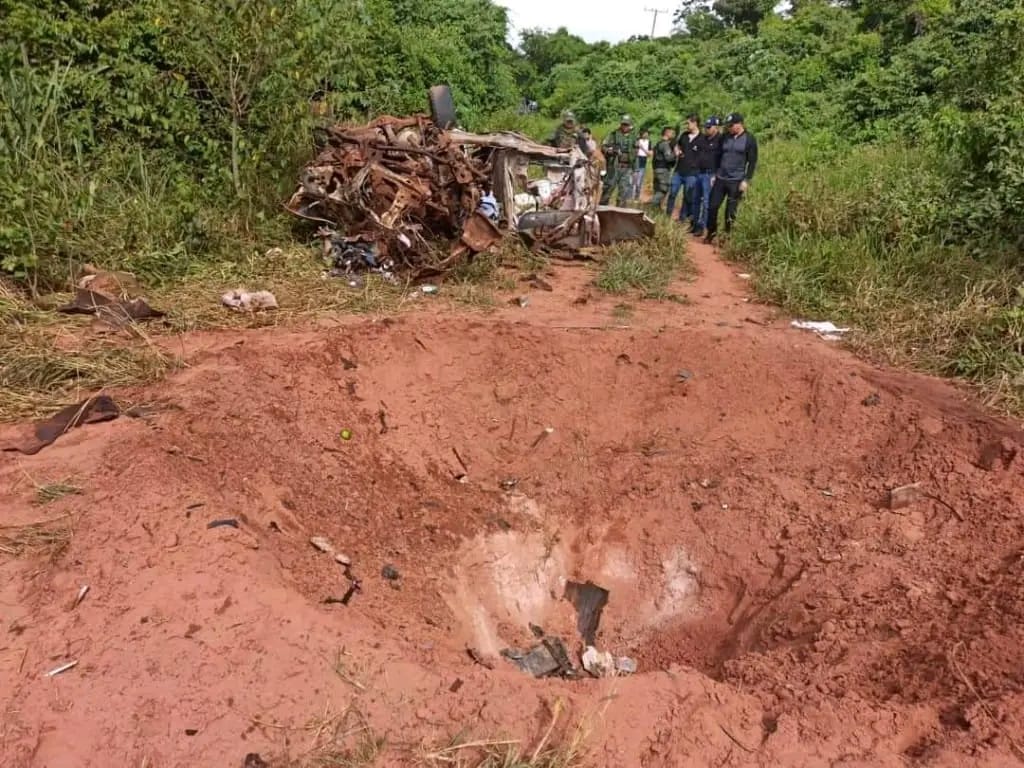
[2,242,1024,767]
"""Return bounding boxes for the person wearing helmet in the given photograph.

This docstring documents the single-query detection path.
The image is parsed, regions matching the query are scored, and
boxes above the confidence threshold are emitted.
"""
[601,114,638,206]
[549,110,579,150]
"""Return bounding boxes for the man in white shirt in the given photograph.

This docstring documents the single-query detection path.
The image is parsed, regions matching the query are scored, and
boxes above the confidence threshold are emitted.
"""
[633,129,651,200]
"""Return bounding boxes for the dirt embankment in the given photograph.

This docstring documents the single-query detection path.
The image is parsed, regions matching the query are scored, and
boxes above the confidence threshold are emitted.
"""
[2,243,1023,767]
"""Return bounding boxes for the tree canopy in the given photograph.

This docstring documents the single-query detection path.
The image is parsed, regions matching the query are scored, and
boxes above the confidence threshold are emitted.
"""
[1,0,1021,278]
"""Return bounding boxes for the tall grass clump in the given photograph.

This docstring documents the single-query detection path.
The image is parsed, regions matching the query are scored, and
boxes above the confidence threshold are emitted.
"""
[0,65,282,291]
[727,139,1024,410]
[596,216,695,298]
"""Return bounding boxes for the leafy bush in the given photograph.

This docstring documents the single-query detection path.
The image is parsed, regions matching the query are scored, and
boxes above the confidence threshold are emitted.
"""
[726,139,1024,408]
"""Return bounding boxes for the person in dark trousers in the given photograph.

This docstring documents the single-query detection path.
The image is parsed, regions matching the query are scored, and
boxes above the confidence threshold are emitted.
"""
[705,112,758,244]
[665,114,702,220]
[650,126,676,210]
[692,116,722,237]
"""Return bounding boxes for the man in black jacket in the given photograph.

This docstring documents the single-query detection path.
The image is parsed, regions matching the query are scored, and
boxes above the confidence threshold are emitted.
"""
[693,116,722,237]
[705,112,758,244]
[665,114,702,221]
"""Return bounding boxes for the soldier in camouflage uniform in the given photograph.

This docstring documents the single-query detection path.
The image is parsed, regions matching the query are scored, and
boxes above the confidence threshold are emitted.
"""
[601,115,637,206]
[650,126,676,210]
[549,110,579,149]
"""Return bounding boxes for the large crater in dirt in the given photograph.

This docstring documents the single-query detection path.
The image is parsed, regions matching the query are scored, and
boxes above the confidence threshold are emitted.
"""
[117,316,1024,716]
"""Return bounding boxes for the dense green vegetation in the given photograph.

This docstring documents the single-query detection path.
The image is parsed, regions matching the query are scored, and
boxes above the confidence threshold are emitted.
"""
[1,0,1022,404]
[0,0,517,284]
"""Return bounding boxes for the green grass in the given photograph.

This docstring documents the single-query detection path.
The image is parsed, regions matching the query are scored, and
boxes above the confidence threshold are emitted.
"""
[595,214,695,298]
[725,139,1024,413]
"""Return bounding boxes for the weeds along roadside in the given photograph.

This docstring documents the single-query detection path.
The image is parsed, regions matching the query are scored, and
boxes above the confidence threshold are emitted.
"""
[725,139,1024,412]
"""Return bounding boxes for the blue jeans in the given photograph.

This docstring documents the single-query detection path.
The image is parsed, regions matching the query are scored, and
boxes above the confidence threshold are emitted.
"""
[665,172,685,217]
[633,158,647,199]
[678,175,699,224]
[683,173,712,229]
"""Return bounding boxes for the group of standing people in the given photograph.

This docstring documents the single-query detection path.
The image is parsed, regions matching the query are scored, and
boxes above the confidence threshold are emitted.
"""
[548,110,759,243]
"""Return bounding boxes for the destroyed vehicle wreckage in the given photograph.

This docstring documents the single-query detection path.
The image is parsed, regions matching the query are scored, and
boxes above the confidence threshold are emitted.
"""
[285,114,654,279]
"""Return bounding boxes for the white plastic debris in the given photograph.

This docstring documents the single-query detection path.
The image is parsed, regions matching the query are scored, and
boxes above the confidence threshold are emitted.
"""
[420,284,439,295]
[220,289,278,312]
[513,192,537,215]
[790,320,850,341]
[73,584,90,609]
[581,646,615,678]
[45,660,78,678]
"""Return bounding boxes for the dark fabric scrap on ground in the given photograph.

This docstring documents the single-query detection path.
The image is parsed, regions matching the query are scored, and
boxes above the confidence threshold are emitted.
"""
[2,395,120,455]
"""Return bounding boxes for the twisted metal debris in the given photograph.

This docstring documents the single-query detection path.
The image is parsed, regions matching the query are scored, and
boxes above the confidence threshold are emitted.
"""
[285,114,653,279]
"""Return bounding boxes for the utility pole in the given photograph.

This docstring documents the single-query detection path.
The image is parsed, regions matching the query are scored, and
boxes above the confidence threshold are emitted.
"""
[644,6,671,38]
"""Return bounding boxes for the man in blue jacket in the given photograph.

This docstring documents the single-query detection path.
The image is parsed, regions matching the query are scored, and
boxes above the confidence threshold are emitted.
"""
[704,112,758,244]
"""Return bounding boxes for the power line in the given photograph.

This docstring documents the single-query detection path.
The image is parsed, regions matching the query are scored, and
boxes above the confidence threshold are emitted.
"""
[643,6,672,38]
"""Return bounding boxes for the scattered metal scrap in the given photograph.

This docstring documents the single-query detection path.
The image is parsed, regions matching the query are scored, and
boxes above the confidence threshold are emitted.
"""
[58,265,165,329]
[285,111,654,279]
[1,394,120,455]
[502,635,577,679]
[501,579,636,680]
[564,580,610,647]
[58,289,165,327]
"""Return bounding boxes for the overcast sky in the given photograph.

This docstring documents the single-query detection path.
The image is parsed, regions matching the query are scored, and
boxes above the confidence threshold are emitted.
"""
[500,1,675,45]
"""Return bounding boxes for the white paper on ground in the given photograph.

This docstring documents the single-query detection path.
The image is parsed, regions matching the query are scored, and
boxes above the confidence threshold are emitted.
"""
[791,320,851,341]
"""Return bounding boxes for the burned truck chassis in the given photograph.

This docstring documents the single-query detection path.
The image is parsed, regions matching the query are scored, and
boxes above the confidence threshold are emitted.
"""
[285,115,653,279]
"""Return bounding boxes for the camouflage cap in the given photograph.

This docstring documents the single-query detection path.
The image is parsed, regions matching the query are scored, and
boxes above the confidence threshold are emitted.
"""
[620,114,634,125]
[562,109,576,123]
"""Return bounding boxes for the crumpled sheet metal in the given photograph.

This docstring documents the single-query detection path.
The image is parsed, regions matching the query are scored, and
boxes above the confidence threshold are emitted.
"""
[2,395,120,455]
[285,114,652,278]
[57,288,165,328]
[596,207,656,245]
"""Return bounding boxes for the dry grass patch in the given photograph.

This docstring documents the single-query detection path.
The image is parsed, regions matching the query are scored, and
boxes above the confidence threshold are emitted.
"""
[0,515,74,560]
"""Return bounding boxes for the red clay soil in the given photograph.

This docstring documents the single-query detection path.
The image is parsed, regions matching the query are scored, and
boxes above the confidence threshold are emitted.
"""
[2,242,1024,768]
